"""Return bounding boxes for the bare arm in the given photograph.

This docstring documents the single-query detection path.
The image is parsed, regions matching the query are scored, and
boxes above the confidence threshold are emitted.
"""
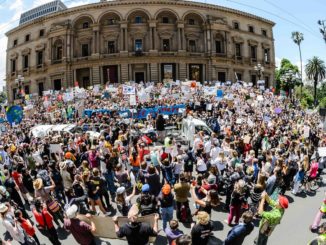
[190,186,206,207]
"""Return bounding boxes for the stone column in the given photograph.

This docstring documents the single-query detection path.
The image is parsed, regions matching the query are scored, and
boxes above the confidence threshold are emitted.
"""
[153,28,157,50]
[124,28,128,51]
[177,28,181,50]
[181,28,186,50]
[149,27,153,50]
[206,28,211,53]
[120,28,124,51]
[92,31,96,54]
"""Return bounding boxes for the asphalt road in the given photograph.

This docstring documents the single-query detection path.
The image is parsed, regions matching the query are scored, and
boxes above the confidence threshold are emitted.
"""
[1,177,324,245]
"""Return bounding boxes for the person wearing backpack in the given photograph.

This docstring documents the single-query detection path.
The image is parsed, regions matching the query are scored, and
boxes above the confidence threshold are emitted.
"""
[174,173,191,222]
[184,148,195,179]
[137,184,157,216]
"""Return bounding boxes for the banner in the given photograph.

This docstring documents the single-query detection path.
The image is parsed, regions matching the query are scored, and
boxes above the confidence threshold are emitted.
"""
[6,105,24,125]
[84,104,186,119]
[122,85,136,95]
[216,89,223,98]
[78,214,156,242]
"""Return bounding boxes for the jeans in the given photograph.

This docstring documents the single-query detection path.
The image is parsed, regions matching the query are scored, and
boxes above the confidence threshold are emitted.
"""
[161,206,174,230]
[227,204,241,224]
[256,232,269,245]
[103,172,116,194]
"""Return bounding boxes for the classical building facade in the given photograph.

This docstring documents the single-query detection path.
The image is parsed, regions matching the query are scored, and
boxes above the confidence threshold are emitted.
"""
[6,0,275,102]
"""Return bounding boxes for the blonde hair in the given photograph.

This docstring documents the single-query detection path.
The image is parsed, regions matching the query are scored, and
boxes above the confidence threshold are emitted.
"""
[197,211,210,225]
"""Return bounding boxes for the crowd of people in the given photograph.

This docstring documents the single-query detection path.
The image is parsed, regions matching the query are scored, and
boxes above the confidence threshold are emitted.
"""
[0,80,325,245]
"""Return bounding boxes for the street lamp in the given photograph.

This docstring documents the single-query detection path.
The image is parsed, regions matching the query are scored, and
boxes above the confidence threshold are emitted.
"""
[280,70,296,103]
[14,74,24,101]
[318,20,326,44]
[254,63,264,85]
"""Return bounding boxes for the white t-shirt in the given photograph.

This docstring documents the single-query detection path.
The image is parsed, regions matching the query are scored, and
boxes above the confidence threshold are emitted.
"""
[196,158,207,172]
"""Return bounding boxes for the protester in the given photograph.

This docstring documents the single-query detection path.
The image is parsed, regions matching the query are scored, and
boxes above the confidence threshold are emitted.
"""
[255,192,289,245]
[114,204,159,245]
[64,204,96,245]
[190,211,213,245]
[224,211,254,245]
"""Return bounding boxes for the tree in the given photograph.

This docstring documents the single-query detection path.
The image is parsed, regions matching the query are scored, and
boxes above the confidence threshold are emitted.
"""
[305,56,326,107]
[291,31,304,96]
[275,58,299,93]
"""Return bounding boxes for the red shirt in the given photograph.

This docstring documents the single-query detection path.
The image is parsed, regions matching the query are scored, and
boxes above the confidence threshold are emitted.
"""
[12,171,21,186]
[32,208,55,229]
[19,218,35,236]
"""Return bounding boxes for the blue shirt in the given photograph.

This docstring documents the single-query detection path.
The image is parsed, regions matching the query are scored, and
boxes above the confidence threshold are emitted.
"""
[224,222,254,245]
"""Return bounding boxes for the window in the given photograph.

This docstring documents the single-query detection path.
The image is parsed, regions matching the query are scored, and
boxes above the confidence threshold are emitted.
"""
[135,39,143,51]
[189,40,196,52]
[188,19,195,25]
[11,59,16,73]
[262,29,267,37]
[56,46,62,60]
[37,51,43,66]
[82,44,89,57]
[235,43,241,57]
[216,40,224,54]
[236,73,242,81]
[25,34,30,42]
[248,25,254,33]
[264,48,270,63]
[108,41,115,54]
[162,17,169,24]
[250,46,257,59]
[82,22,89,29]
[13,39,17,47]
[163,39,170,51]
[24,85,30,95]
[108,18,115,25]
[13,88,17,100]
[233,22,239,30]
[38,82,44,96]
[23,55,29,69]
[39,29,44,37]
[265,76,269,86]
[135,16,142,24]
[251,75,257,85]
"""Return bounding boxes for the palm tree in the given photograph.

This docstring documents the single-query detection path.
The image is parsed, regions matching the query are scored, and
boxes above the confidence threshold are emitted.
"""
[305,56,326,106]
[291,31,304,96]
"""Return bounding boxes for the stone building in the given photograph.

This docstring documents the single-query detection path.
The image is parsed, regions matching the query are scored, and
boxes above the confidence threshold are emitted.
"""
[5,0,275,102]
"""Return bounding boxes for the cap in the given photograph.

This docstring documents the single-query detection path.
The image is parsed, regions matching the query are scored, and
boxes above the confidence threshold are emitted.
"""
[142,184,150,193]
[0,203,8,214]
[66,204,78,219]
[162,184,171,195]
[65,152,73,159]
[116,186,126,195]
[278,195,289,209]
[207,175,216,185]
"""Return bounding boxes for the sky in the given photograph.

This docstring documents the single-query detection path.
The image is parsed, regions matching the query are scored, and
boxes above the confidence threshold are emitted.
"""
[0,0,325,90]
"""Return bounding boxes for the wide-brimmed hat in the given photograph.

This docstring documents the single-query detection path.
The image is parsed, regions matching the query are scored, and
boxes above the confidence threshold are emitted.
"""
[0,203,8,213]
[33,178,43,190]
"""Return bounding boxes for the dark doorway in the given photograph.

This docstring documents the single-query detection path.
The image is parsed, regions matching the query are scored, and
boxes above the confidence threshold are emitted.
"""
[189,64,202,82]
[82,76,90,88]
[135,72,145,83]
[103,65,118,84]
[218,72,226,83]
[38,82,44,96]
[54,79,62,90]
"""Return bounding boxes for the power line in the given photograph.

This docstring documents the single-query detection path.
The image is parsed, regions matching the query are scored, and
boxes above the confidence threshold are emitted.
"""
[226,0,321,40]
[263,0,320,37]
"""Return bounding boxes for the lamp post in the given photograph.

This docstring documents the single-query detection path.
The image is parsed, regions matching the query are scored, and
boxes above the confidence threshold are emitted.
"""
[281,70,296,104]
[254,63,264,86]
[318,20,326,44]
[14,75,24,101]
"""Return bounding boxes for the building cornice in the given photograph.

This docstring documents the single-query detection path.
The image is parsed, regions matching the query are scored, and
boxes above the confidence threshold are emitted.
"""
[6,0,275,36]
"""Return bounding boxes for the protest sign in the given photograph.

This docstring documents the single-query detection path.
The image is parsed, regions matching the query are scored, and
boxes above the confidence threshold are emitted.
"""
[216,89,223,98]
[318,147,326,157]
[6,105,24,125]
[50,144,63,154]
[274,108,282,114]
[244,135,251,144]
[130,94,137,106]
[122,85,135,95]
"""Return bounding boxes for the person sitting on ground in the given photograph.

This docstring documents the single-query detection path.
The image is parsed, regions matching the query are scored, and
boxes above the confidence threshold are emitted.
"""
[165,219,184,245]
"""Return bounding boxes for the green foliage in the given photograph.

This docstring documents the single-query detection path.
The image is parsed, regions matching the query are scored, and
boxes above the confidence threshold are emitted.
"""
[320,96,326,108]
[295,86,314,109]
[0,91,7,104]
[275,58,299,93]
